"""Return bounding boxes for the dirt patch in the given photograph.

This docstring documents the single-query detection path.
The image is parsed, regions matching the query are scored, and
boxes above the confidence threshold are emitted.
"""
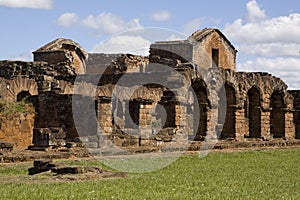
[0,170,127,184]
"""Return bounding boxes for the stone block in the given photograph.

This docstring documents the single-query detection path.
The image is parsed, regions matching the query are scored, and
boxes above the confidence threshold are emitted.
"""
[0,141,14,151]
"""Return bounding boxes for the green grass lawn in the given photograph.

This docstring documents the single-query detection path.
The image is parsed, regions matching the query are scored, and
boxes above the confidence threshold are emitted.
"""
[0,148,299,200]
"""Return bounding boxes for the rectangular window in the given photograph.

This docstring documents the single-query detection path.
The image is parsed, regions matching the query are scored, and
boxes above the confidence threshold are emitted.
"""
[212,48,219,67]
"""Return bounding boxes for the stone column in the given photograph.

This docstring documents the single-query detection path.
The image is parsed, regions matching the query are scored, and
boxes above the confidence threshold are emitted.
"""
[234,106,245,140]
[285,109,295,139]
[139,99,154,146]
[96,96,112,148]
[261,109,271,140]
[206,104,219,140]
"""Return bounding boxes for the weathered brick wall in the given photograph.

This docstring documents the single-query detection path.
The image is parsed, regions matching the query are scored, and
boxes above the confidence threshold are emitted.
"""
[0,106,35,148]
[0,60,77,78]
[194,31,236,70]
[289,90,300,139]
[86,54,149,74]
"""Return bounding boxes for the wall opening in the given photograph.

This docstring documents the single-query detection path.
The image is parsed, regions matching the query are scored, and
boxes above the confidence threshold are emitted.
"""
[212,48,219,68]
[125,100,140,128]
[192,81,208,140]
[156,90,176,129]
[218,84,236,139]
[112,98,123,128]
[247,87,261,138]
[17,91,31,102]
[270,92,285,138]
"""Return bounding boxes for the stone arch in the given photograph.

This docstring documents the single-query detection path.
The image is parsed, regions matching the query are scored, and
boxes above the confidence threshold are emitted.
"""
[17,91,31,102]
[6,77,38,101]
[218,83,236,139]
[97,85,114,97]
[191,79,209,140]
[270,91,285,138]
[246,87,261,138]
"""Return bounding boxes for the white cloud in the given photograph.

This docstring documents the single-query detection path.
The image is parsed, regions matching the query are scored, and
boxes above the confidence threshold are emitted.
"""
[0,0,52,9]
[151,10,171,22]
[224,13,300,44]
[237,43,300,57]
[82,12,142,35]
[57,12,142,36]
[183,18,201,35]
[92,35,151,55]
[238,57,300,89]
[57,13,79,27]
[245,0,266,22]
[223,0,300,89]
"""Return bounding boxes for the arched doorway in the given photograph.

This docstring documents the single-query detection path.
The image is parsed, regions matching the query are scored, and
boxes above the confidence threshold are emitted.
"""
[247,87,261,138]
[191,81,208,140]
[17,91,31,102]
[270,92,285,138]
[218,84,236,139]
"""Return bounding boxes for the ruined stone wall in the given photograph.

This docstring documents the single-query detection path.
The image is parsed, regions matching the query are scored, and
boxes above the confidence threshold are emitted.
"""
[34,51,68,65]
[149,42,193,67]
[0,60,77,78]
[34,50,86,75]
[289,90,300,139]
[34,92,77,139]
[86,54,149,74]
[0,106,35,148]
[193,32,236,70]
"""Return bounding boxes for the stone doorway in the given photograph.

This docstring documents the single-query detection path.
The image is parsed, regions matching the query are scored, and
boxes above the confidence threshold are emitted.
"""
[270,92,285,138]
[219,84,236,139]
[17,91,31,102]
[247,87,261,138]
[191,82,208,140]
[125,100,140,129]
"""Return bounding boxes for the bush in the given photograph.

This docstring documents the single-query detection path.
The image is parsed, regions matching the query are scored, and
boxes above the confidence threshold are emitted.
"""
[0,98,33,117]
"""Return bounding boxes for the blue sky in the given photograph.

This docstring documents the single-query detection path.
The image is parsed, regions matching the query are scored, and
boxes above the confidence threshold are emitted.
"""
[0,0,300,88]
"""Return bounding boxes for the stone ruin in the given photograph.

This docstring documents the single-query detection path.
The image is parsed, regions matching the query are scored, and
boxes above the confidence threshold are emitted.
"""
[0,28,299,151]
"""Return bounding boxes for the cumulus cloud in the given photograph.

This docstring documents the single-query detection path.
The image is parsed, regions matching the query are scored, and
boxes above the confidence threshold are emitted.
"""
[224,14,300,44]
[57,12,142,36]
[151,10,171,21]
[223,0,300,89]
[0,0,52,9]
[245,0,266,22]
[82,12,141,35]
[57,13,79,27]
[237,43,300,57]
[92,35,152,55]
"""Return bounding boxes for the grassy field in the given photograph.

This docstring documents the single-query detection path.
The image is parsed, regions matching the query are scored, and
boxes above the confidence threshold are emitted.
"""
[0,148,299,199]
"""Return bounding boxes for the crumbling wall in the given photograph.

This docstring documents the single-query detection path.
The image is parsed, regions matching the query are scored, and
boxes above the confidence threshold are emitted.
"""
[0,106,35,148]
[86,54,149,74]
[289,90,300,139]
[193,31,236,70]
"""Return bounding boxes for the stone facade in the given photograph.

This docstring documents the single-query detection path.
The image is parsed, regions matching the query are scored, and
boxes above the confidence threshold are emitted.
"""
[0,28,299,149]
[0,106,35,147]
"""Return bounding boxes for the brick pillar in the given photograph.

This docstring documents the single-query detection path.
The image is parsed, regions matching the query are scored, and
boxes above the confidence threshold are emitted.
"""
[206,104,218,140]
[139,99,154,146]
[285,109,295,139]
[97,96,112,135]
[174,102,189,143]
[96,96,112,148]
[234,106,244,140]
[261,109,271,139]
